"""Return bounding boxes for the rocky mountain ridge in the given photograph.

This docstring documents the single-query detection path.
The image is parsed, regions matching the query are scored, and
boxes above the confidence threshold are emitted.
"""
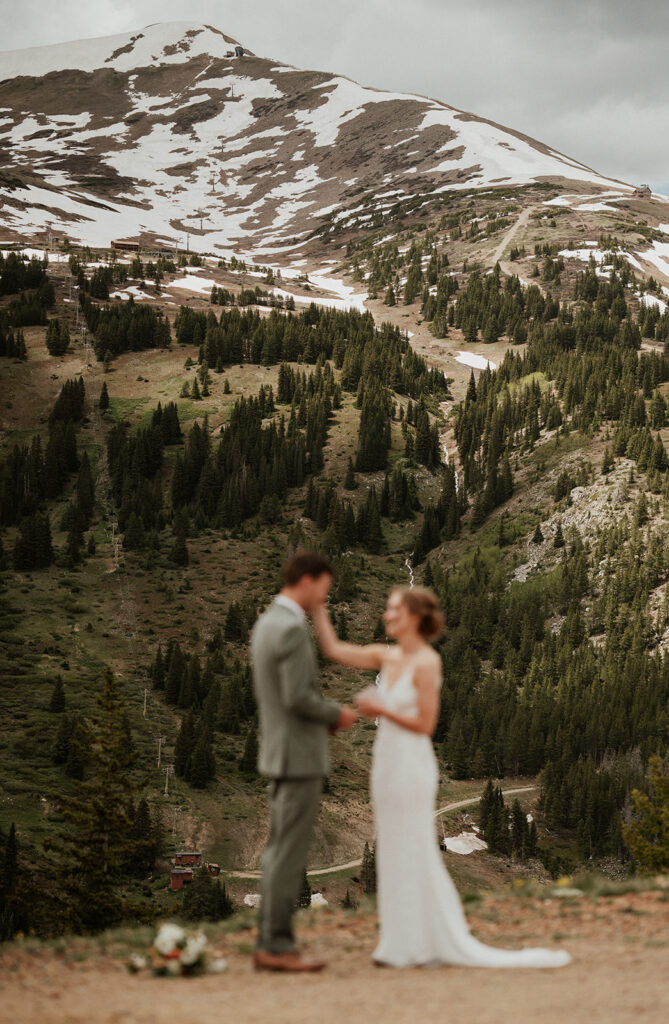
[0,21,648,260]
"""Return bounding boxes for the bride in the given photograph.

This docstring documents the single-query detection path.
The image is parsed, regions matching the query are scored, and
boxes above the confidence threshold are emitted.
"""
[312,585,571,969]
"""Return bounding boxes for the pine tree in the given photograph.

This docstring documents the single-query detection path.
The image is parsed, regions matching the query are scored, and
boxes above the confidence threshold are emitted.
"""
[344,457,357,490]
[650,390,666,430]
[65,716,90,780]
[450,730,470,779]
[123,511,145,550]
[414,404,434,467]
[46,319,69,356]
[175,712,196,779]
[129,797,157,877]
[622,756,669,871]
[342,887,358,909]
[217,680,241,734]
[532,523,544,544]
[635,492,649,527]
[403,260,423,305]
[183,868,233,921]
[296,870,312,908]
[43,667,140,931]
[479,780,496,833]
[239,719,258,775]
[48,675,66,713]
[511,799,528,860]
[190,726,216,789]
[214,878,234,919]
[76,453,95,525]
[52,713,74,765]
[360,841,377,893]
[13,513,53,569]
[0,823,19,940]
[151,645,165,691]
[2,823,18,898]
[356,380,391,472]
[99,381,110,412]
[484,787,510,855]
[170,526,189,566]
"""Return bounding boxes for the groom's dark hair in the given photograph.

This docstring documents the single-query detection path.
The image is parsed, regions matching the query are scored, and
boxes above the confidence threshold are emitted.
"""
[283,551,333,586]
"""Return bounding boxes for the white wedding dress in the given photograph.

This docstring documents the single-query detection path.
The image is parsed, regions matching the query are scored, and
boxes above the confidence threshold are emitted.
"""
[370,667,571,968]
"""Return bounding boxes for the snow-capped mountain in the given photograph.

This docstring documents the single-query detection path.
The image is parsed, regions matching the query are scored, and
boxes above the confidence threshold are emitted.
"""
[0,22,635,257]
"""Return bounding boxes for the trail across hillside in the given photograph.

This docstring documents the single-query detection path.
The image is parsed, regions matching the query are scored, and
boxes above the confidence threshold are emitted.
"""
[491,203,546,295]
[226,785,538,879]
[492,204,535,266]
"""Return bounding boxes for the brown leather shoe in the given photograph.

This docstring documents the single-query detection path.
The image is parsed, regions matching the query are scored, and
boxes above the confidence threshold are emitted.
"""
[253,950,327,972]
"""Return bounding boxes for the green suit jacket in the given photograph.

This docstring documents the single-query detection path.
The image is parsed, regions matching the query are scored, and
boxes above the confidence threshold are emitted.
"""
[251,601,341,778]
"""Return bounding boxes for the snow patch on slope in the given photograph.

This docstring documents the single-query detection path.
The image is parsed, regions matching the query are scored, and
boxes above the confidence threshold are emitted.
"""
[0,23,641,253]
[640,294,668,313]
[442,831,488,855]
[0,23,242,78]
[292,77,367,148]
[638,240,669,278]
[455,350,497,371]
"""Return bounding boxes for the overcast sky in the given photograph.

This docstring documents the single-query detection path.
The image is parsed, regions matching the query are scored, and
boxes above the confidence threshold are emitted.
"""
[2,0,667,194]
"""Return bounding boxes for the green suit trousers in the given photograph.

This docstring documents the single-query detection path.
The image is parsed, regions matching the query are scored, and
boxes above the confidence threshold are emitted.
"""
[256,776,323,954]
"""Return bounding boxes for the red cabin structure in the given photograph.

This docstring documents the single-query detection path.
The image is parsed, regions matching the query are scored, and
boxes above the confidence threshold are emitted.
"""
[175,850,202,867]
[170,866,194,891]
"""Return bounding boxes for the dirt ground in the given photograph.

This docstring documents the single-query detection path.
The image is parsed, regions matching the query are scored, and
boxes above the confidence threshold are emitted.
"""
[2,887,668,1024]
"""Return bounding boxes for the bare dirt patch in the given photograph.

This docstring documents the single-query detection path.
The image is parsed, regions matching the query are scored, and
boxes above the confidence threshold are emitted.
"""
[2,888,667,1024]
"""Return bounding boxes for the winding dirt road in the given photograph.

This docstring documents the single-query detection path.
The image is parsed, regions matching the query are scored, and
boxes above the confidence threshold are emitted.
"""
[492,204,535,266]
[226,785,539,880]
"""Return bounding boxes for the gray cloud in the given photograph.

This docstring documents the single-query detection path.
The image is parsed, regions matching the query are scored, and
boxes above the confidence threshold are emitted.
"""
[0,0,667,192]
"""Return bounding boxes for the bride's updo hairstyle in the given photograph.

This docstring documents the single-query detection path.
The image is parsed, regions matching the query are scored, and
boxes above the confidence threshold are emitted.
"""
[394,586,444,641]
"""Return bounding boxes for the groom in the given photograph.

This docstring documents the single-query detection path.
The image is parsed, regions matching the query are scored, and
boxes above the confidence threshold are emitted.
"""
[251,551,358,972]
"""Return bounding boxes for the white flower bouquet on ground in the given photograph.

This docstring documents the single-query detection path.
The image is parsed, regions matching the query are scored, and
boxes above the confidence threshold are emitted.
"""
[128,922,228,977]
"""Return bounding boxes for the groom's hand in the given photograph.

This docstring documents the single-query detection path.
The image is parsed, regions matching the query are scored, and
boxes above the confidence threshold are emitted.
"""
[330,705,358,733]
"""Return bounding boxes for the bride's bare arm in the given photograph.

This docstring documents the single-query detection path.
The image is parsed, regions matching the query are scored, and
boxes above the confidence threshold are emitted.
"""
[355,661,441,735]
[312,604,386,671]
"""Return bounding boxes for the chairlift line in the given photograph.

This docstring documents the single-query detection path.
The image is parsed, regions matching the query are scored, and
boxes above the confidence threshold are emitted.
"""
[89,403,168,771]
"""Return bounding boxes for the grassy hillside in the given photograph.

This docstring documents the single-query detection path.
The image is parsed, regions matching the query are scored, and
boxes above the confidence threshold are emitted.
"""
[1,183,669,935]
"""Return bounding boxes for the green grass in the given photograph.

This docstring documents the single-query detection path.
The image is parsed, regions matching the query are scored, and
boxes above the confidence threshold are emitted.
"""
[172,399,218,424]
[571,873,666,899]
[504,371,549,397]
[107,396,150,421]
